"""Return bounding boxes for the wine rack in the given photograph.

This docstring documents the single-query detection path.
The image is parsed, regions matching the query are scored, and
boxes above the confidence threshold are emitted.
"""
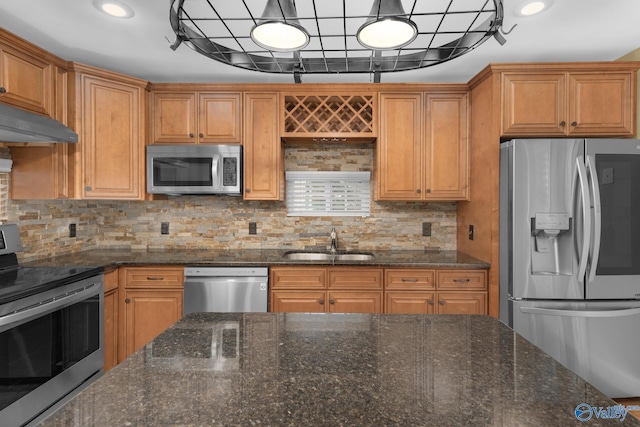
[282,94,376,142]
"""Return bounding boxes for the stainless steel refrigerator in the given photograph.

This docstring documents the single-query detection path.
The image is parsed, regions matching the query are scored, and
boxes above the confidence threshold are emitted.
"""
[499,138,640,398]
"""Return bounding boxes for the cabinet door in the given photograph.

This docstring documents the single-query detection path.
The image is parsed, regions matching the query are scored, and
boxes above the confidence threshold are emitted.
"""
[501,73,566,136]
[436,292,486,315]
[424,93,469,200]
[80,74,144,199]
[328,291,382,313]
[152,92,197,143]
[271,290,326,313]
[0,44,52,116]
[386,291,435,314]
[568,72,635,136]
[199,92,241,143]
[243,92,281,200]
[123,289,183,357]
[377,93,422,200]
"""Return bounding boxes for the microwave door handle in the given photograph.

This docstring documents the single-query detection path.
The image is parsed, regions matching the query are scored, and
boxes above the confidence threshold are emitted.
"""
[586,155,601,283]
[211,154,221,189]
[576,156,591,283]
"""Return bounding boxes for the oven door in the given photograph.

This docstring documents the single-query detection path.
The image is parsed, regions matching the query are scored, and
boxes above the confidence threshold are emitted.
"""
[0,275,104,427]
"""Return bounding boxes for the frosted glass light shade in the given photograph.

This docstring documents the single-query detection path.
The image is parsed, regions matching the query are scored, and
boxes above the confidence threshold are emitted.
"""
[357,0,417,50]
[250,0,310,52]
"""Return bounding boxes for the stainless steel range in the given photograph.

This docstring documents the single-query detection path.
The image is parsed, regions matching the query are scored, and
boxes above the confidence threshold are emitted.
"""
[0,224,104,426]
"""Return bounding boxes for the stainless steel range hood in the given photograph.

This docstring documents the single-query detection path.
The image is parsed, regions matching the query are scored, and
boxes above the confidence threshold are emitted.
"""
[0,103,78,143]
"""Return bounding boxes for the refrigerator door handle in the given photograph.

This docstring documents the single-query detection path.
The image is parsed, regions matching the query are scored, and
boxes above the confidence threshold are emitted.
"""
[520,306,640,318]
[586,155,601,283]
[576,156,592,283]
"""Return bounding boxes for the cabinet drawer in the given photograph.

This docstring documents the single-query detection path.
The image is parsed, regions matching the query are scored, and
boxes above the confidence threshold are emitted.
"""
[123,267,184,288]
[328,268,383,289]
[437,270,487,290]
[385,269,435,290]
[270,267,326,289]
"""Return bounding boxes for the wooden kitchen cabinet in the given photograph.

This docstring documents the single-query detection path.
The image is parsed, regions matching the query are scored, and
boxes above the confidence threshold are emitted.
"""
[103,268,119,372]
[385,268,487,315]
[501,70,635,137]
[243,92,282,200]
[0,30,56,117]
[151,91,241,144]
[118,266,184,361]
[68,63,147,200]
[377,90,469,201]
[270,266,383,313]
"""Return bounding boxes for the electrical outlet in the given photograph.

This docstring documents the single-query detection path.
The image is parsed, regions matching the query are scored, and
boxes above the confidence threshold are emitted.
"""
[422,222,432,236]
[468,225,474,240]
[161,222,170,235]
[69,223,76,238]
[249,222,257,235]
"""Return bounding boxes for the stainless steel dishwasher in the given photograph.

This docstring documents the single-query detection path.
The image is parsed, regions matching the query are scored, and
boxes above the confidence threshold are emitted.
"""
[183,266,268,315]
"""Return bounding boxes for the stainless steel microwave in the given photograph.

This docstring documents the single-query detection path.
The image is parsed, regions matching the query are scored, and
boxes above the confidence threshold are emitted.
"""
[147,144,242,195]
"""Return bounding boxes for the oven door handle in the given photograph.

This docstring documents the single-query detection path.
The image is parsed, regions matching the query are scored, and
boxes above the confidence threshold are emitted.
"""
[0,283,100,328]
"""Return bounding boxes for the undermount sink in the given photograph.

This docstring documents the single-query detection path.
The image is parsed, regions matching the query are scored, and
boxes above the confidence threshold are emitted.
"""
[282,251,375,261]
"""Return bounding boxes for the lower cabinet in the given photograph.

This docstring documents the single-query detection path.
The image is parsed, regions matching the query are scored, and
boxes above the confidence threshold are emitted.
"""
[270,266,486,314]
[103,268,119,372]
[270,266,383,313]
[118,266,184,362]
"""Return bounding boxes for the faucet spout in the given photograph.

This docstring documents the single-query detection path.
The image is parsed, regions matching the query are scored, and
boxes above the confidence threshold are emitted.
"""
[330,227,338,254]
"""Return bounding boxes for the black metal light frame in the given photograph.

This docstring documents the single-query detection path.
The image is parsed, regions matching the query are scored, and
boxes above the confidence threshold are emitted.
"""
[169,0,504,82]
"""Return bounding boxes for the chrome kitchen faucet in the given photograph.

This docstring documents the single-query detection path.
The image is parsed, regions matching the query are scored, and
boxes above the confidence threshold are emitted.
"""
[330,227,338,254]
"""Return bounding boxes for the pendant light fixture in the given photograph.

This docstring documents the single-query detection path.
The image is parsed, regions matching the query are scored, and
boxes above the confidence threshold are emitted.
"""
[250,0,310,52]
[357,0,417,50]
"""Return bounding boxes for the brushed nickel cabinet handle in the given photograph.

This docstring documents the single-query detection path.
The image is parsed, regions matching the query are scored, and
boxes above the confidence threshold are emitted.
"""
[453,278,471,283]
[401,278,419,283]
[146,277,165,281]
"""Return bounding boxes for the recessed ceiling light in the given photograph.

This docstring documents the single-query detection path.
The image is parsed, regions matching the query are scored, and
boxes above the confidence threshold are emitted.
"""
[517,1,552,17]
[94,0,134,19]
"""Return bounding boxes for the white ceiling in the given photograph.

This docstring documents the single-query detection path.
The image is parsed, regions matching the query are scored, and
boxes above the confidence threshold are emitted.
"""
[1,0,640,84]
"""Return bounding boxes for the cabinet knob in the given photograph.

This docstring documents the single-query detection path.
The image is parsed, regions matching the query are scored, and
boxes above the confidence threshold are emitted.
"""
[85,186,92,191]
[245,188,251,193]
[199,133,204,138]
[189,133,194,138]
[329,299,335,304]
[0,87,6,94]
[439,300,445,305]
[559,121,566,126]
[125,298,131,303]
[426,189,431,193]
[416,189,421,193]
[319,299,325,305]
[571,121,577,127]
[428,299,434,305]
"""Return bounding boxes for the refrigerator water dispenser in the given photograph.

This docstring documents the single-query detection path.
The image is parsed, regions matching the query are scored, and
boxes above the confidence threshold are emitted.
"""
[531,212,571,275]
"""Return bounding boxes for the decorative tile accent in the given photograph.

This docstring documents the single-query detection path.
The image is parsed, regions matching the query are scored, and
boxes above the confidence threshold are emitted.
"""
[5,145,458,260]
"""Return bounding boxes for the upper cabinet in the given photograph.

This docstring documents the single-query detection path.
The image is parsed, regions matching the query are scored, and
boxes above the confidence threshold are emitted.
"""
[0,32,59,118]
[281,93,377,143]
[243,92,282,200]
[501,68,636,137]
[376,90,469,201]
[68,63,148,200]
[151,91,241,144]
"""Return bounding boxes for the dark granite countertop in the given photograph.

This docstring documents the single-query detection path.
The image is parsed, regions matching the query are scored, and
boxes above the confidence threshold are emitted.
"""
[21,248,489,270]
[38,313,638,426]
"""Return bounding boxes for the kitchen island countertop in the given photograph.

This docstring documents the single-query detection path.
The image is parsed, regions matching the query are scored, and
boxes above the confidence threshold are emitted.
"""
[21,248,489,269]
[37,313,638,426]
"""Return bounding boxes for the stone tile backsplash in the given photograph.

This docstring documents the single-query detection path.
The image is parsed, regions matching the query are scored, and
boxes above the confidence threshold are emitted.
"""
[3,144,458,260]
